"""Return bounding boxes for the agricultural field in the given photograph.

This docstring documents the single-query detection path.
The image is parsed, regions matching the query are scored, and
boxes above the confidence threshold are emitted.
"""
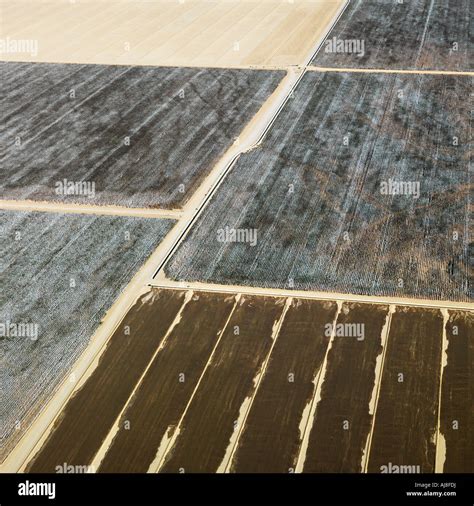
[159,295,284,473]
[23,289,474,474]
[25,289,187,472]
[440,310,474,473]
[0,0,345,68]
[0,62,284,208]
[367,307,444,473]
[1,0,472,492]
[0,211,174,461]
[302,303,389,473]
[312,0,473,71]
[230,298,337,473]
[165,71,472,302]
[97,291,237,473]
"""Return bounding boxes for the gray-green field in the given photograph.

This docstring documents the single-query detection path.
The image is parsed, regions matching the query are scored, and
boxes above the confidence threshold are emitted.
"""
[312,0,473,71]
[0,62,284,208]
[165,71,472,302]
[0,211,174,460]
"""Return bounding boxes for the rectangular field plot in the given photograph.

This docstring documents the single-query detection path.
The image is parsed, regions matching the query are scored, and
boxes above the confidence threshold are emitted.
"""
[22,289,474,473]
[439,310,474,472]
[160,295,284,473]
[302,303,389,473]
[312,0,473,71]
[367,307,444,473]
[0,211,174,462]
[166,72,472,302]
[0,0,345,68]
[230,298,336,473]
[0,62,283,208]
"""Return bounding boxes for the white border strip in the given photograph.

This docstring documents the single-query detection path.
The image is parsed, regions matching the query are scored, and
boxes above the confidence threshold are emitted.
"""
[149,278,474,311]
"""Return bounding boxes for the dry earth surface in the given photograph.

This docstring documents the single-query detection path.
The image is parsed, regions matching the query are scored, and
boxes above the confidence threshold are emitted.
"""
[0,0,346,67]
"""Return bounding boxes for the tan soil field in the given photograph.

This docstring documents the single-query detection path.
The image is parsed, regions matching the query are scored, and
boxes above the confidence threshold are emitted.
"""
[0,0,346,67]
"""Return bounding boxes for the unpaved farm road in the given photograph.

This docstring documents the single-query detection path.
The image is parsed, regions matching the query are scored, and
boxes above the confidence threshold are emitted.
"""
[309,66,474,76]
[0,199,182,219]
[150,275,474,312]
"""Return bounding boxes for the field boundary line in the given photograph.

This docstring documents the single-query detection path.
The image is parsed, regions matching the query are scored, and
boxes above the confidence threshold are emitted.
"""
[149,278,474,311]
[148,294,241,473]
[434,308,450,473]
[220,297,292,473]
[0,199,182,219]
[1,59,293,71]
[308,66,474,77]
[362,305,395,473]
[89,291,195,472]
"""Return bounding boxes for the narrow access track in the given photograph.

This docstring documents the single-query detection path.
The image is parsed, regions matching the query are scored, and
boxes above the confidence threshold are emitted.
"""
[308,66,474,77]
[150,276,474,312]
[0,199,182,219]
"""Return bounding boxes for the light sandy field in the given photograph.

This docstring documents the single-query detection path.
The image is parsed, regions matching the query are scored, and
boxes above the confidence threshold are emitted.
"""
[0,0,345,67]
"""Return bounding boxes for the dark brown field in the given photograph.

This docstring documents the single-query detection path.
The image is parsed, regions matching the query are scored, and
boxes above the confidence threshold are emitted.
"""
[440,310,474,472]
[303,303,389,472]
[367,307,444,473]
[22,289,473,474]
[230,298,337,473]
[98,291,235,472]
[160,296,284,473]
[27,289,185,472]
